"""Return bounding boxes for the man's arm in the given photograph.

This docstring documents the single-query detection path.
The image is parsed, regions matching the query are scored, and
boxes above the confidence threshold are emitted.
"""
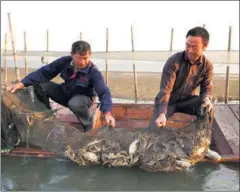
[91,70,112,114]
[91,70,115,127]
[21,56,68,87]
[200,62,213,101]
[156,57,177,115]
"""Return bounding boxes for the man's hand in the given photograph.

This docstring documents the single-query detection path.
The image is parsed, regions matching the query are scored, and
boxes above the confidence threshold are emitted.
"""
[6,82,25,93]
[202,97,213,112]
[155,113,167,128]
[105,112,116,128]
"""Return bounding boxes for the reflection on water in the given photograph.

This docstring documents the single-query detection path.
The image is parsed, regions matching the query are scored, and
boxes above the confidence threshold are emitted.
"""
[1,156,239,191]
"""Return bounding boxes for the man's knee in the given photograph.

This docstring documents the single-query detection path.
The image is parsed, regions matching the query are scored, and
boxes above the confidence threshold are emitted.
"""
[176,96,203,116]
[209,104,215,125]
[68,95,91,113]
[33,83,54,109]
[38,82,57,92]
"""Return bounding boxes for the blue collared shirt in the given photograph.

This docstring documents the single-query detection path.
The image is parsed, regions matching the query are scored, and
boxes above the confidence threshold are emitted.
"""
[21,56,112,113]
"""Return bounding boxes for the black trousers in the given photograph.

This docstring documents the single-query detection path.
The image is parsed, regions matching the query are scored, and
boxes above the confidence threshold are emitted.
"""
[149,95,214,130]
[33,82,93,131]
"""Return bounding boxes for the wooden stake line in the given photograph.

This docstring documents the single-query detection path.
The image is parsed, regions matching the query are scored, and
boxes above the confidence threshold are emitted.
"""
[4,33,8,86]
[228,26,232,51]
[1,41,9,55]
[80,32,83,40]
[46,30,49,64]
[8,12,20,81]
[24,31,28,75]
[224,66,230,104]
[105,28,109,85]
[170,28,174,51]
[131,25,139,103]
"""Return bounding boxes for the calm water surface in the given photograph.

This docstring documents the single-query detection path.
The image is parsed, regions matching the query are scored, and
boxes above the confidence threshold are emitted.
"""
[1,155,239,191]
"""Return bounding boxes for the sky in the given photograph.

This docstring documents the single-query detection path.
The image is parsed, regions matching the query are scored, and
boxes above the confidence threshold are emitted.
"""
[1,1,239,52]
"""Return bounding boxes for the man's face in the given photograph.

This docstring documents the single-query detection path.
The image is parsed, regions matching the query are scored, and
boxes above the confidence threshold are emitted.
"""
[185,36,207,62]
[71,51,90,68]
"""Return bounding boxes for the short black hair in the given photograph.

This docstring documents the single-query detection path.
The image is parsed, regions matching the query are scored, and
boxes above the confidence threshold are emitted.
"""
[186,27,210,46]
[71,41,91,55]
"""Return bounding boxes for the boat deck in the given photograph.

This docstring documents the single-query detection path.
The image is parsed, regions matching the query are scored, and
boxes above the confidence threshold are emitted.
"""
[212,104,239,156]
[3,102,239,161]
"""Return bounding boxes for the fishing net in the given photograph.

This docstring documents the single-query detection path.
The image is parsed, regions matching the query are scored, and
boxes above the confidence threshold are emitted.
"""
[1,87,83,156]
[1,87,212,172]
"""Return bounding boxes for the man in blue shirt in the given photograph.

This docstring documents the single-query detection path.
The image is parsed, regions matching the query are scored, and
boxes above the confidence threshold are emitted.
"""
[7,41,116,131]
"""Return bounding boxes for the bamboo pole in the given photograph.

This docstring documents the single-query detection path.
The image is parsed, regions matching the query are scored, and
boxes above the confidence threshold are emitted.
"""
[1,38,9,55]
[80,32,83,40]
[24,31,28,75]
[224,66,230,104]
[8,12,20,81]
[46,30,49,64]
[228,26,232,51]
[170,28,174,51]
[105,28,109,85]
[131,25,138,103]
[4,33,8,87]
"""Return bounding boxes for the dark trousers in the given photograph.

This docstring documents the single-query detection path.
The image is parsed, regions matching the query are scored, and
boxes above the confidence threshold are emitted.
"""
[149,95,214,130]
[34,82,93,130]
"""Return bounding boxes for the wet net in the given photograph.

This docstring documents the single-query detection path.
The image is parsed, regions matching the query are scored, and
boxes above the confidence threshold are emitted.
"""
[1,87,212,172]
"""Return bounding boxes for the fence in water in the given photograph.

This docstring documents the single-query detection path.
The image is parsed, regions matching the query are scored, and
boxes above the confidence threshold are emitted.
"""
[1,13,239,103]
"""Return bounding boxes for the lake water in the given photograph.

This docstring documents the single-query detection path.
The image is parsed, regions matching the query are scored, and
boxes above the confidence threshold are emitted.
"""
[1,155,239,191]
[1,56,239,191]
[1,56,239,75]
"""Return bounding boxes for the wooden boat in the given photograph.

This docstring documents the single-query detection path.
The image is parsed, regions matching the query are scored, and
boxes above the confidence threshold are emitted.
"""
[2,101,239,163]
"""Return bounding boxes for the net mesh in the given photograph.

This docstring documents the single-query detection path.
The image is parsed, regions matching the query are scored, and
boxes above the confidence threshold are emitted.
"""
[1,87,212,172]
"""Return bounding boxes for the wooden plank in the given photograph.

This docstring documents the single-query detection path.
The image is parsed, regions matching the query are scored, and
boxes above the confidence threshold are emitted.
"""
[229,104,239,120]
[200,154,240,163]
[225,105,239,136]
[3,147,56,158]
[53,103,195,128]
[124,105,152,120]
[212,105,239,155]
[3,147,239,163]
[212,121,233,155]
[102,120,149,129]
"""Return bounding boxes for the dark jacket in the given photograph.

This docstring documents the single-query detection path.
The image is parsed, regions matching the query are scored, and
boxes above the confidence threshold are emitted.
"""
[21,56,112,113]
[155,51,213,115]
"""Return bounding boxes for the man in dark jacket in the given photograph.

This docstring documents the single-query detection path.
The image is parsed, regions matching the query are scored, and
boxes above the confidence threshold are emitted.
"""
[149,27,214,129]
[7,41,115,131]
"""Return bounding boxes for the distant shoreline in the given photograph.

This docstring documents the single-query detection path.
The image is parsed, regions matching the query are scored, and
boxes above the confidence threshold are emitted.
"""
[1,67,239,102]
[1,67,239,79]
[1,58,239,75]
[2,50,239,64]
